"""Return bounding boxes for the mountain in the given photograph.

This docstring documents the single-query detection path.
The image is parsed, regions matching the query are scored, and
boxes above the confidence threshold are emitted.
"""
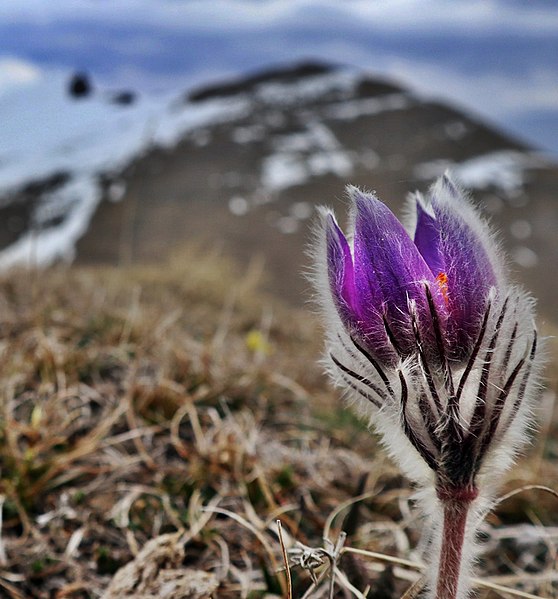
[1,61,557,322]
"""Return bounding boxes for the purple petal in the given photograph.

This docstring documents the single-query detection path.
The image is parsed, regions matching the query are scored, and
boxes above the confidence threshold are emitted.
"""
[351,188,446,356]
[414,195,445,277]
[325,212,358,320]
[430,176,497,356]
[325,211,396,363]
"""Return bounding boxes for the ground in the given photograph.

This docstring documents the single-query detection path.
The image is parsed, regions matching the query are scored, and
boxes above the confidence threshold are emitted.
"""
[0,247,556,598]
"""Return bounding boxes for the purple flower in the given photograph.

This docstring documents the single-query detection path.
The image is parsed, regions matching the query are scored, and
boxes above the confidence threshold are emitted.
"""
[314,174,544,599]
[326,178,500,367]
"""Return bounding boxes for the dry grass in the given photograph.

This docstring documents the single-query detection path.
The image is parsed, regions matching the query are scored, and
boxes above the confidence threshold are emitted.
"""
[0,247,556,598]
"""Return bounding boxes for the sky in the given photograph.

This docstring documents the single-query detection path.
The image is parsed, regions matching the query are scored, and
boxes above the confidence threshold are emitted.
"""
[1,0,558,154]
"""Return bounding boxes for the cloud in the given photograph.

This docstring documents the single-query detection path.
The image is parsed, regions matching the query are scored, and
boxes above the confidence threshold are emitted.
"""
[379,58,558,117]
[0,57,41,95]
[337,0,558,34]
[2,0,558,35]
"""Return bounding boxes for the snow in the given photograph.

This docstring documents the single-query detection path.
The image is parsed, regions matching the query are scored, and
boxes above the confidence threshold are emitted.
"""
[232,125,265,144]
[254,71,357,106]
[414,151,545,194]
[260,122,353,192]
[0,176,99,269]
[261,148,353,192]
[261,153,309,191]
[0,57,40,96]
[444,121,468,140]
[323,93,410,120]
[0,65,248,267]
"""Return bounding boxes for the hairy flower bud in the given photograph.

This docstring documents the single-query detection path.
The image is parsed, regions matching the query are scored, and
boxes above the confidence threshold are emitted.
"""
[312,174,544,599]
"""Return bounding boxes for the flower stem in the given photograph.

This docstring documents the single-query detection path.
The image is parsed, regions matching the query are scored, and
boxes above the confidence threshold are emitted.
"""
[435,488,476,599]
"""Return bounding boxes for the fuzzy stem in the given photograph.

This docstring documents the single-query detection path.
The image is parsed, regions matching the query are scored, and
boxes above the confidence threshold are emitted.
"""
[435,486,477,599]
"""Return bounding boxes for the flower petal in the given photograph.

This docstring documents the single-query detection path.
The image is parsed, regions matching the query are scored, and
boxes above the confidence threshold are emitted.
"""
[430,175,499,356]
[325,212,358,319]
[413,193,445,278]
[325,210,395,361]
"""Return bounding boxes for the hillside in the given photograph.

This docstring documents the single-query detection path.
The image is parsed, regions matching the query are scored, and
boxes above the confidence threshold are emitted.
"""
[0,252,556,598]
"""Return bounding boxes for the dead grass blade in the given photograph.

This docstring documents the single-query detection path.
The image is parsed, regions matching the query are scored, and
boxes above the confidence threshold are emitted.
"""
[277,520,292,599]
[494,484,558,508]
[323,490,377,540]
[400,576,427,599]
[471,577,551,599]
[341,546,423,571]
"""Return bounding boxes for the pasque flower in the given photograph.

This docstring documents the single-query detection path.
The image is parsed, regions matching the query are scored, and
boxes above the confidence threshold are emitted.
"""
[313,175,544,599]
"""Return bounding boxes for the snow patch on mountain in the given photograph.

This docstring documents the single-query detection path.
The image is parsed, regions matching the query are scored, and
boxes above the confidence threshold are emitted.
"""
[0,177,98,269]
[414,151,546,194]
[323,93,409,121]
[261,122,353,192]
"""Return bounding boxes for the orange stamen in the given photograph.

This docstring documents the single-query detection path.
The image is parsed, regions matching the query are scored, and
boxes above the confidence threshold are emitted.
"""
[436,272,449,305]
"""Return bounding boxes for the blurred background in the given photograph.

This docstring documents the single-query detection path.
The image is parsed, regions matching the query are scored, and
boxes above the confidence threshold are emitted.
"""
[1,0,557,320]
